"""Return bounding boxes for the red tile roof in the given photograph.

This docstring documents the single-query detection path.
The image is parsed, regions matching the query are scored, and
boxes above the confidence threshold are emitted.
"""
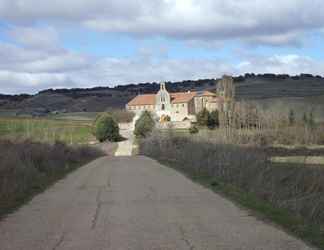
[127,91,197,106]
[200,91,216,96]
[170,92,196,104]
[127,90,215,106]
[127,94,155,106]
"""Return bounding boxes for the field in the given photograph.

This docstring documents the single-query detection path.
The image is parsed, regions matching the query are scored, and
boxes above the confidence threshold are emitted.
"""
[50,112,99,121]
[0,117,94,144]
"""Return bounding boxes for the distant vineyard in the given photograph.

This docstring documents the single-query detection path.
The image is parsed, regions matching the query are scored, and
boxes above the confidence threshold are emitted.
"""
[0,117,94,144]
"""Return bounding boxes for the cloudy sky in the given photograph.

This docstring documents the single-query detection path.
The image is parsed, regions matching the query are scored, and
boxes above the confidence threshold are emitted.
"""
[0,0,324,94]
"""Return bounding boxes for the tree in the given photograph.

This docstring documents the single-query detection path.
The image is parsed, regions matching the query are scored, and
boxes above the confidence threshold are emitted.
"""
[134,111,155,138]
[196,108,210,126]
[288,109,295,126]
[208,110,220,129]
[93,113,120,142]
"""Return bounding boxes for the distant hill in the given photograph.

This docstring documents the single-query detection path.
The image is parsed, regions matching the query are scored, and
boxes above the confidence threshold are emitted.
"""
[0,74,324,116]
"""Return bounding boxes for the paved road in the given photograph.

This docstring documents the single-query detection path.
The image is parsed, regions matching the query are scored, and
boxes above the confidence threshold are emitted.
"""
[0,156,313,250]
[115,127,134,157]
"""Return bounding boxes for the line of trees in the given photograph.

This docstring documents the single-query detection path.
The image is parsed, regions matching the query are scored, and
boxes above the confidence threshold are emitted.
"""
[196,108,220,129]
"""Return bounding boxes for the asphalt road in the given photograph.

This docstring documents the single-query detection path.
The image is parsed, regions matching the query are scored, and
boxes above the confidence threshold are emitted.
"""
[0,156,313,250]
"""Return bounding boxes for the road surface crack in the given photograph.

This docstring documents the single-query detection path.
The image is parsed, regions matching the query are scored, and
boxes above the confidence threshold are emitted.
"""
[91,188,103,229]
[179,225,195,250]
[52,233,65,250]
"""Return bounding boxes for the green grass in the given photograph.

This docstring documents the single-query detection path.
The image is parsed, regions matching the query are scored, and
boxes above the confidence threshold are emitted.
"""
[158,158,324,250]
[50,112,99,121]
[0,117,94,144]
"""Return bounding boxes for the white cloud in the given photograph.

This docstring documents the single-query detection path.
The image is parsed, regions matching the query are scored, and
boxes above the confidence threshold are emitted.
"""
[1,0,324,45]
[0,22,323,94]
[0,26,90,74]
[2,42,324,94]
[237,54,324,76]
[8,26,62,52]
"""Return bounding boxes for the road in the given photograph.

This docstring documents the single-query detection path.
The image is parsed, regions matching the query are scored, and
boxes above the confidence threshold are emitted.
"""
[0,156,313,250]
[115,125,134,157]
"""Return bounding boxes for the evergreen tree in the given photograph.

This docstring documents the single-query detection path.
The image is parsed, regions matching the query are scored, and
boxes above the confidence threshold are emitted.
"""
[208,110,220,129]
[94,113,120,142]
[196,108,210,126]
[134,111,155,138]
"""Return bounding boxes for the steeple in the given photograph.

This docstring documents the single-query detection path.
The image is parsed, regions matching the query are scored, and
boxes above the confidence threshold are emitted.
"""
[160,82,166,91]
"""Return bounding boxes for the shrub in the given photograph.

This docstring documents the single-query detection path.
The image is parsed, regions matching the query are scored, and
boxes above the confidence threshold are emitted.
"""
[94,113,120,142]
[134,111,155,138]
[208,110,219,129]
[160,115,171,122]
[0,139,103,218]
[196,108,210,126]
[189,125,199,134]
[140,133,324,226]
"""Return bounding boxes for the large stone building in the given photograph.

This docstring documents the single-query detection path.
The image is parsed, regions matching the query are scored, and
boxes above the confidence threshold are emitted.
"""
[126,82,225,122]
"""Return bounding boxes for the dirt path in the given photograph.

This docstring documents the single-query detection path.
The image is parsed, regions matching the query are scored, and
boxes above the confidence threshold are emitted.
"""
[0,156,313,250]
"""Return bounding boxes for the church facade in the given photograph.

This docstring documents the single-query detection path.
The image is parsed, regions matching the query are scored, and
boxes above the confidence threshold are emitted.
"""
[126,82,225,122]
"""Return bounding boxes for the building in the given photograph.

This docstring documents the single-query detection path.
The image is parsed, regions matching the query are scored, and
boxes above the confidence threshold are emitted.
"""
[126,82,225,122]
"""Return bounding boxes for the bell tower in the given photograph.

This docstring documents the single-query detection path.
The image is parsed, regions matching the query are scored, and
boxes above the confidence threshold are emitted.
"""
[156,82,171,112]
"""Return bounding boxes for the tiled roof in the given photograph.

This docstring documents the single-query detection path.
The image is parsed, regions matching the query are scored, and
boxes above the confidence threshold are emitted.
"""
[170,92,196,104]
[127,90,215,106]
[202,91,216,96]
[127,94,155,106]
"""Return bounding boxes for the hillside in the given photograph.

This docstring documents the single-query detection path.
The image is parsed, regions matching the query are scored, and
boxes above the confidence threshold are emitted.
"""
[0,74,323,116]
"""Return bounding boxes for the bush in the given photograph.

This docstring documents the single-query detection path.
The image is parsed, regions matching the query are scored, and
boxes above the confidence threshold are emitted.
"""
[196,109,219,129]
[0,139,103,218]
[94,113,120,142]
[140,133,324,226]
[196,108,210,126]
[208,110,219,129]
[189,125,199,134]
[134,111,155,138]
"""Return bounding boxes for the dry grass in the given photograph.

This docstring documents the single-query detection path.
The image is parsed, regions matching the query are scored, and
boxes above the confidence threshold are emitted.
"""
[0,139,103,218]
[140,132,324,225]
[195,125,324,146]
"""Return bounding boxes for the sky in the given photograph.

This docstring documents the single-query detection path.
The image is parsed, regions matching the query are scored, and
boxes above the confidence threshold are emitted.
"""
[0,0,324,94]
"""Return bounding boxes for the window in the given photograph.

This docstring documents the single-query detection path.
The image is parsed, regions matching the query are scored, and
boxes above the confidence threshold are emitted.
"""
[162,104,165,110]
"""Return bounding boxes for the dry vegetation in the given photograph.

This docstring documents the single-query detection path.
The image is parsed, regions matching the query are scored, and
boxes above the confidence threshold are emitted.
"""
[0,139,103,218]
[216,101,324,146]
[140,131,324,247]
